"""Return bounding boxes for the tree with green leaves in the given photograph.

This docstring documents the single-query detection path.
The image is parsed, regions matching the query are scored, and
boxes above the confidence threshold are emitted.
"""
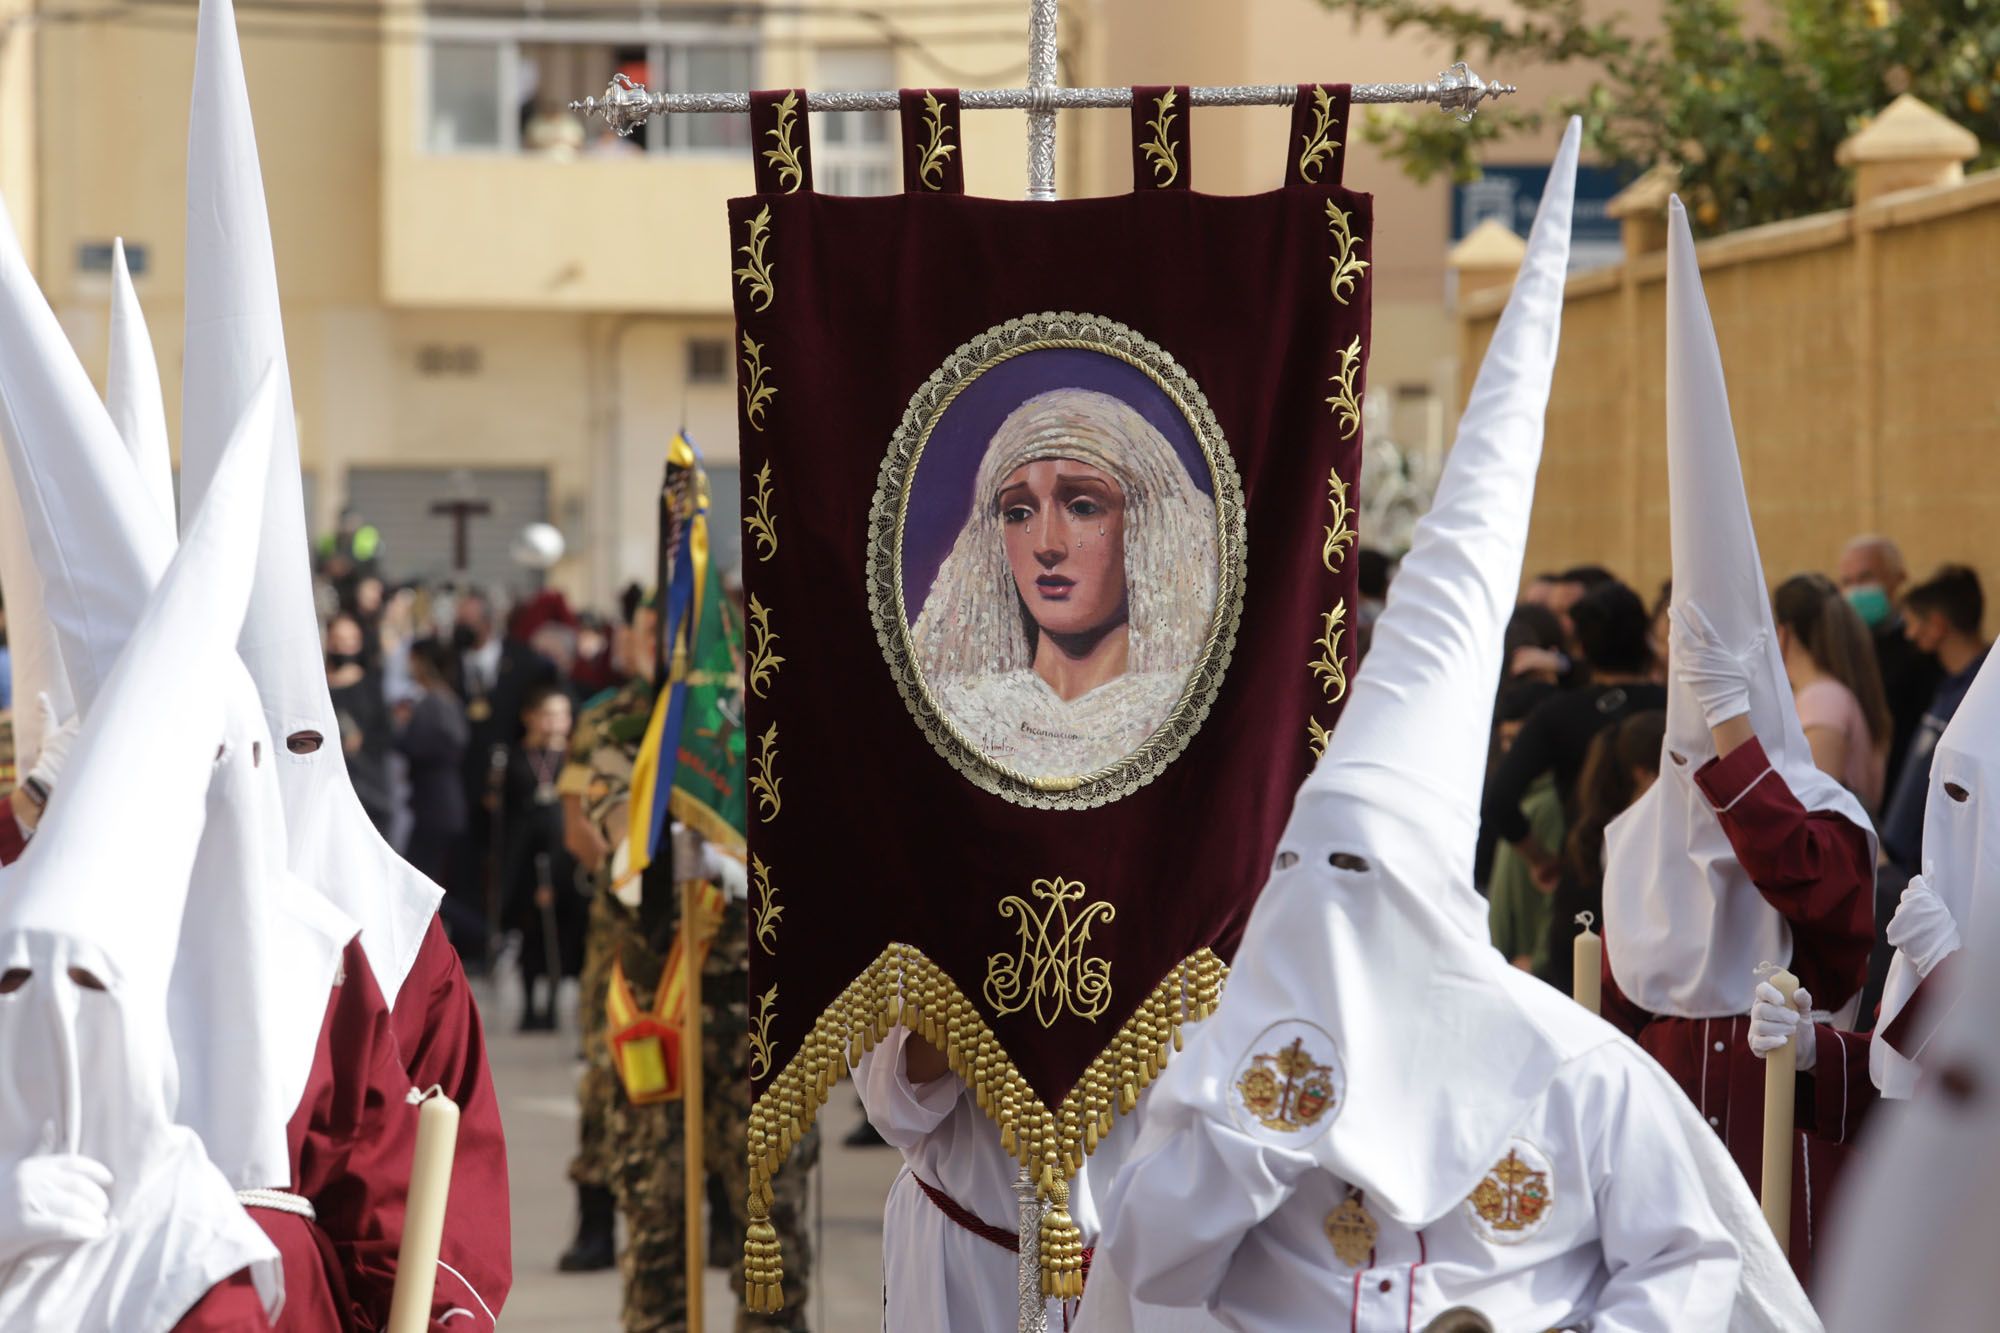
[1335,0,2000,233]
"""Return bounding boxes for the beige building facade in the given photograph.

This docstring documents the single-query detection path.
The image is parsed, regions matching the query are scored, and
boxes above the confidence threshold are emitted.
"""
[5,0,1625,606]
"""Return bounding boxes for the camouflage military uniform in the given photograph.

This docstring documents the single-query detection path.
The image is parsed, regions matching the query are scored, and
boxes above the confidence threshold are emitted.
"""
[567,677,815,1330]
[0,711,15,795]
[560,678,656,1195]
[605,891,816,1333]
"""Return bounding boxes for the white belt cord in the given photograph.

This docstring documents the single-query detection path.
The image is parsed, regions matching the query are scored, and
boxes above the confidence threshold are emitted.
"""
[238,1188,317,1221]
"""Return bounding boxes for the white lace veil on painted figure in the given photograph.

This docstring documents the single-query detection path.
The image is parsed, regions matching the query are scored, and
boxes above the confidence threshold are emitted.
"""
[912,387,1217,776]
[0,358,283,1331]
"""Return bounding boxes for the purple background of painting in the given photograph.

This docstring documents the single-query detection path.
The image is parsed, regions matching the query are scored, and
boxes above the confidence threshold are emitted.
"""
[901,346,1214,624]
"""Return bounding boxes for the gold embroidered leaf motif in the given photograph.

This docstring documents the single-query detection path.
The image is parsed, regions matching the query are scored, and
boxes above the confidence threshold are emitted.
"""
[1310,600,1348,705]
[761,90,805,194]
[1321,466,1356,574]
[1307,715,1332,759]
[734,205,776,312]
[745,461,778,561]
[1324,335,1363,441]
[752,856,782,954]
[1235,1036,1338,1132]
[747,594,783,699]
[749,985,779,1079]
[985,878,1116,1028]
[1141,89,1181,187]
[1296,86,1341,183]
[917,91,958,190]
[740,333,776,432]
[749,722,781,822]
[1326,200,1369,306]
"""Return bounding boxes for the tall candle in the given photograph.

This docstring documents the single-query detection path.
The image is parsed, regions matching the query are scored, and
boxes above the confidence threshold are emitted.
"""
[1572,912,1602,1015]
[387,1091,462,1333]
[1760,969,1799,1255]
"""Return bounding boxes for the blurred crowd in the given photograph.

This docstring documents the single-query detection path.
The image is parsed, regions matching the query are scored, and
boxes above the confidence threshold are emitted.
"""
[1434,533,1989,1023]
[310,509,658,1032]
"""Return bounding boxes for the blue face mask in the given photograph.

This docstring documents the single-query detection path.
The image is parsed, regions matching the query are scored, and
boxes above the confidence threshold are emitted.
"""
[1846,583,1892,630]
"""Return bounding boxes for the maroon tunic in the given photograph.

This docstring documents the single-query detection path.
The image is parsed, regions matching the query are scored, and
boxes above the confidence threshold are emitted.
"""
[0,803,26,866]
[386,916,511,1326]
[1600,737,1874,1286]
[172,1269,273,1331]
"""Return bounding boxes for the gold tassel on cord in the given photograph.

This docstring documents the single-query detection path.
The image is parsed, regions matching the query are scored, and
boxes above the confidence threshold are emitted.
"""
[744,1185,783,1312]
[1039,1178,1085,1299]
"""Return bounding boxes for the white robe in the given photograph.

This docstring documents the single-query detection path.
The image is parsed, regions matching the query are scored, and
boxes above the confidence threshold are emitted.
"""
[1084,978,1757,1332]
[856,1025,1144,1331]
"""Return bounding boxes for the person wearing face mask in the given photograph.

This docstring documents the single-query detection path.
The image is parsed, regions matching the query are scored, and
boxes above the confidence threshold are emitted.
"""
[1837,534,1941,798]
[1877,564,1990,876]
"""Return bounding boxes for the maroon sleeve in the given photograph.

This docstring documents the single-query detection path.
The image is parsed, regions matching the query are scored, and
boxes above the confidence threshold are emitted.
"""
[1802,1025,1878,1143]
[0,804,25,867]
[1597,945,1654,1040]
[1693,738,1874,1008]
[387,916,511,1327]
[170,1270,273,1331]
[1880,950,1963,1064]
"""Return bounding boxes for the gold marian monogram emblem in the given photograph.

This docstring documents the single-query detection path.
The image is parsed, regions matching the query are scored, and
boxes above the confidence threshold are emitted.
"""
[1468,1147,1553,1238]
[1324,1192,1378,1267]
[984,878,1115,1027]
[1236,1036,1339,1133]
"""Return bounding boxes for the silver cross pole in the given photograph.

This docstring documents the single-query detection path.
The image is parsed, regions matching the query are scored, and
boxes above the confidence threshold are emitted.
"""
[568,62,1518,198]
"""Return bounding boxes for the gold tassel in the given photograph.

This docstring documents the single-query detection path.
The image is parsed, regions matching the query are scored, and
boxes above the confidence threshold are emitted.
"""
[1039,1178,1085,1299]
[744,1186,784,1312]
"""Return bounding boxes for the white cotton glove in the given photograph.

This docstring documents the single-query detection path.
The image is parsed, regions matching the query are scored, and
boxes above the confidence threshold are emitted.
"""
[1669,603,1762,730]
[1886,874,1961,978]
[1748,980,1816,1073]
[25,694,78,792]
[0,1153,113,1261]
[700,843,750,901]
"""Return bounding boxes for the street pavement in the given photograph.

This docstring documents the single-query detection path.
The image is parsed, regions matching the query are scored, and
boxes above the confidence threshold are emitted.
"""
[478,973,901,1331]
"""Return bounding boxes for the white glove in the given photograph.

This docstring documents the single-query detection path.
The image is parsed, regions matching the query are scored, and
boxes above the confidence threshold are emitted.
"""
[25,694,78,792]
[0,1153,112,1261]
[1669,604,1761,731]
[1886,874,1961,978]
[1748,980,1816,1073]
[700,844,750,901]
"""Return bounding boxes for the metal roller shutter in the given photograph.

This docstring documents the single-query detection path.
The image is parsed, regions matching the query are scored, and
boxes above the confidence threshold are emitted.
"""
[341,466,550,594]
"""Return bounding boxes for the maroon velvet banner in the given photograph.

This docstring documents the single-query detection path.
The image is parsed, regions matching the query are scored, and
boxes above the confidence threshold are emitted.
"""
[729,86,1371,1265]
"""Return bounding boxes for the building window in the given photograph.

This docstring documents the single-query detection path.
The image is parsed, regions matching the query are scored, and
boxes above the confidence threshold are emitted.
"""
[424,17,757,158]
[812,48,898,197]
[429,40,506,151]
[687,338,730,384]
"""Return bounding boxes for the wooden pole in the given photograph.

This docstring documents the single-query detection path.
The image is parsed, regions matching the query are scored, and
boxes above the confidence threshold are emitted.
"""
[683,874,706,1332]
[1760,968,1800,1254]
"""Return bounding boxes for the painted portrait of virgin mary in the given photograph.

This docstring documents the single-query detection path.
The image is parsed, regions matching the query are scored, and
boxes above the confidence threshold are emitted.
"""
[910,386,1219,779]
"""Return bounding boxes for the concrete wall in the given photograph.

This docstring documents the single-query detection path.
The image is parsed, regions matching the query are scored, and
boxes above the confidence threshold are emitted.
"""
[1460,173,2000,598]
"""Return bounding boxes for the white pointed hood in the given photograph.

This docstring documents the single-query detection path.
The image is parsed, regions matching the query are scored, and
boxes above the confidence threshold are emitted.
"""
[0,194,173,718]
[1602,200,1876,1019]
[0,367,281,1329]
[107,238,177,528]
[1120,122,1585,1232]
[183,0,439,1002]
[1872,647,2000,1095]
[1819,905,1994,1331]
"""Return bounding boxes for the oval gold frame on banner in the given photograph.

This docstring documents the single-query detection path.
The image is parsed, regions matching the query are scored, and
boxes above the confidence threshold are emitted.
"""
[866,311,1247,810]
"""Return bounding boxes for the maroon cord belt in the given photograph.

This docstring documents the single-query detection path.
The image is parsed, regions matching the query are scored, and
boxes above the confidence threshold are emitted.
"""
[910,1173,1094,1284]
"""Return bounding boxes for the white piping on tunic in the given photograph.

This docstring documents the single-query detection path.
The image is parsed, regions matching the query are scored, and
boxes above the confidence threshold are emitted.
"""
[436,1259,496,1327]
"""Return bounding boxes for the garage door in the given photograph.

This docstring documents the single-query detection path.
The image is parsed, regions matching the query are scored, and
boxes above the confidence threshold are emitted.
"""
[341,467,550,594]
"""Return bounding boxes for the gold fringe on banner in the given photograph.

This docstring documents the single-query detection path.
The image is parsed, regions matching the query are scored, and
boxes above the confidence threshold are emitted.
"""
[741,943,1227,1313]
